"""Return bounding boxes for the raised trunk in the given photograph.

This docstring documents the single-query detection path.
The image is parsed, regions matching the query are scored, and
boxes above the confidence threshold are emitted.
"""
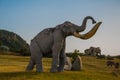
[78,16,96,32]
[74,22,102,39]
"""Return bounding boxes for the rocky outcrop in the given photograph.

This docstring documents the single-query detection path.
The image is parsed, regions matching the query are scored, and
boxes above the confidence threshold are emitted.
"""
[64,57,72,71]
[71,55,82,71]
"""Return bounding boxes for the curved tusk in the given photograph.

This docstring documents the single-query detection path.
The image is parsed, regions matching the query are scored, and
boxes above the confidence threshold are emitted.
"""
[74,22,102,39]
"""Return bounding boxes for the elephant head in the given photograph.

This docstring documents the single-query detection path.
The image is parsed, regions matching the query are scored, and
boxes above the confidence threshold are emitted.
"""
[84,49,91,55]
[94,47,101,55]
[57,16,102,39]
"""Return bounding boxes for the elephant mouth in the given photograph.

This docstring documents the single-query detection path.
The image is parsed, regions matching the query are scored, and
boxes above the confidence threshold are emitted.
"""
[74,22,102,39]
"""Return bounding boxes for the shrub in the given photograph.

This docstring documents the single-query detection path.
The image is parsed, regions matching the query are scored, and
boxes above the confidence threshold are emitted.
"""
[97,54,106,59]
[107,55,114,60]
[115,55,120,59]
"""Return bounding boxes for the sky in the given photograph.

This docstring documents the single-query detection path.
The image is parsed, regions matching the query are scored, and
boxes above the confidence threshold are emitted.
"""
[0,0,120,55]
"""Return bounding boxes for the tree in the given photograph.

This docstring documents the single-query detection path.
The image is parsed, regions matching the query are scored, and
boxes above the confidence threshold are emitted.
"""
[71,49,80,63]
[0,41,2,46]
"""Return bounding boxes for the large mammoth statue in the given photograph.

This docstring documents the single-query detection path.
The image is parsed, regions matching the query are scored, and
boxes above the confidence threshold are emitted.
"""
[84,47,101,56]
[26,16,102,72]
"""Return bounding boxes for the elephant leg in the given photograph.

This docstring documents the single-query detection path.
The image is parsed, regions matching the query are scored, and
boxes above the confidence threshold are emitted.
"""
[26,58,35,71]
[58,47,66,72]
[50,52,59,72]
[58,53,66,72]
[50,43,63,72]
[29,40,43,72]
[33,47,43,72]
[35,55,43,72]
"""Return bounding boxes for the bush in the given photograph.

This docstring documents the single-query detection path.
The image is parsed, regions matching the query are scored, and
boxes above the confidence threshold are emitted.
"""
[107,55,114,60]
[66,49,87,63]
[115,55,120,59]
[97,54,106,59]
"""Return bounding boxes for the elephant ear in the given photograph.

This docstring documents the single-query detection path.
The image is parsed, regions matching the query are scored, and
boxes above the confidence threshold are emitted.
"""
[74,22,102,39]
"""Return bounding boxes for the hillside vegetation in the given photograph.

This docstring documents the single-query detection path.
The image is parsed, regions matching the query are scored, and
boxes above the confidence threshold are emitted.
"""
[0,29,29,55]
[0,54,119,80]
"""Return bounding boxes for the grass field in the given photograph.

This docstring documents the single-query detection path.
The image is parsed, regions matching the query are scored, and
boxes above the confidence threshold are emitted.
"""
[0,54,120,80]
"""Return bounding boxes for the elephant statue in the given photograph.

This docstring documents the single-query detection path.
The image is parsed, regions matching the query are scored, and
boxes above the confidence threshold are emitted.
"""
[26,16,102,72]
[94,47,101,56]
[84,47,101,56]
[84,49,90,55]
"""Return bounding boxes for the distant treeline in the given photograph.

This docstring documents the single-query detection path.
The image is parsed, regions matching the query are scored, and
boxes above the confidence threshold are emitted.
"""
[65,49,120,60]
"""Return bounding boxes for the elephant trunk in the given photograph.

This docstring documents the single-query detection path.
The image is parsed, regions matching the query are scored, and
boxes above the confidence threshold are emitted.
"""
[74,22,102,39]
[78,16,96,32]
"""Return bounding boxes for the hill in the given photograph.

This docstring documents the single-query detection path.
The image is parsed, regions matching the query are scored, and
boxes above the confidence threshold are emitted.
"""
[0,29,30,55]
[0,54,119,80]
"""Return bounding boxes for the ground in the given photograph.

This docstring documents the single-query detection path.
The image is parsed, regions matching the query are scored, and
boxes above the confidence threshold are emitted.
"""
[0,54,120,80]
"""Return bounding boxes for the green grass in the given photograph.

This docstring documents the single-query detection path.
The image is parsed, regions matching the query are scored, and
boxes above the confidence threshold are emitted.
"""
[0,54,120,80]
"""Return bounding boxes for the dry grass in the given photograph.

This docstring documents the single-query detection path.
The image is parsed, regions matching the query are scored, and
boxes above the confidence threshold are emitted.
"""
[0,54,120,80]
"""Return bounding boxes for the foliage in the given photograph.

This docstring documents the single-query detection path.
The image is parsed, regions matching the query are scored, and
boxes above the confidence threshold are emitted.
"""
[0,29,30,55]
[96,54,106,59]
[114,55,120,59]
[107,55,114,60]
[71,49,79,63]
[0,41,2,46]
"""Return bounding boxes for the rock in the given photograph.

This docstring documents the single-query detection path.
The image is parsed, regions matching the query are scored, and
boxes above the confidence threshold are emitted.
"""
[64,57,72,71]
[71,55,82,71]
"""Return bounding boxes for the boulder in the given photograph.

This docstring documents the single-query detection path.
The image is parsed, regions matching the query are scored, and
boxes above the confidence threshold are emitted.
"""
[71,55,82,71]
[64,57,72,71]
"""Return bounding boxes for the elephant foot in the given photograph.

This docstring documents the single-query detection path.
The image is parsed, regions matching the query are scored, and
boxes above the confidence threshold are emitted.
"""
[57,67,64,72]
[50,68,58,73]
[36,62,43,72]
[26,65,34,71]
[58,69,64,72]
[36,69,43,72]
[36,67,43,72]
[26,67,32,71]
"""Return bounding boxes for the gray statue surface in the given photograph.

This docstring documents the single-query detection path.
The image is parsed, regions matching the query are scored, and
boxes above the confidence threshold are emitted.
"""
[26,16,102,72]
[84,47,101,56]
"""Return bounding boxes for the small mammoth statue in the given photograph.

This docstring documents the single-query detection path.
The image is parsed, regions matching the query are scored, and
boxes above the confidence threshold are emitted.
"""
[84,47,101,56]
[26,16,102,72]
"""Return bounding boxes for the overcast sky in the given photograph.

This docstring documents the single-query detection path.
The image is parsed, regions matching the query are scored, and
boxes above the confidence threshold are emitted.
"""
[0,0,120,55]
